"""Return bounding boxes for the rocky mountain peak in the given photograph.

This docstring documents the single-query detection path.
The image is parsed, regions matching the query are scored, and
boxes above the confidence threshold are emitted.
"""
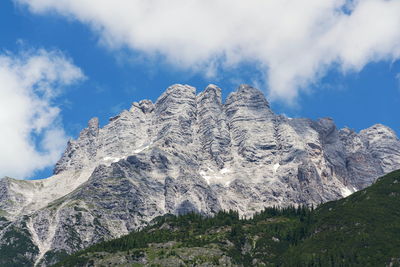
[160,84,196,100]
[225,84,272,119]
[1,83,399,266]
[197,84,222,105]
[233,84,270,106]
[204,83,221,92]
[312,117,337,143]
[360,123,398,141]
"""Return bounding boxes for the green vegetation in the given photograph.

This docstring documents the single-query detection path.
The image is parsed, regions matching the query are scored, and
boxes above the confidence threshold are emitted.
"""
[0,218,40,267]
[53,170,400,266]
[0,216,10,232]
[283,169,400,266]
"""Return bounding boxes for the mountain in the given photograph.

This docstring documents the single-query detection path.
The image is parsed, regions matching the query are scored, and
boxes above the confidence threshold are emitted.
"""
[1,84,399,266]
[53,169,400,267]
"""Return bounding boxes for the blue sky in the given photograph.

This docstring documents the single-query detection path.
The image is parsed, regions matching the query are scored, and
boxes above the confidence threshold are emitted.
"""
[1,0,400,179]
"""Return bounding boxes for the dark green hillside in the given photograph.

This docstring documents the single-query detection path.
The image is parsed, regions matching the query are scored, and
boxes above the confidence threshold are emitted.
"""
[283,169,400,266]
[53,170,400,267]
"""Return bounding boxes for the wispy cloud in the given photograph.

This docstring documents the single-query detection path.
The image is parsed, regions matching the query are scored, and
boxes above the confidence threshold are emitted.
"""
[0,48,85,179]
[15,0,400,103]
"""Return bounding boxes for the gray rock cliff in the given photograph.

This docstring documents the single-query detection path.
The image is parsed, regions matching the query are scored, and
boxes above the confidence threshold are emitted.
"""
[1,84,399,266]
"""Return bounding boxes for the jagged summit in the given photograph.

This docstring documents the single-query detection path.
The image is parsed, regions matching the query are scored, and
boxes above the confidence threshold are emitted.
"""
[1,84,400,266]
[229,83,271,108]
[361,123,398,140]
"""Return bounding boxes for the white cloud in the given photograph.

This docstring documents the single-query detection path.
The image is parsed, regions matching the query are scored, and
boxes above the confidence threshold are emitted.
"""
[15,0,400,102]
[0,49,84,179]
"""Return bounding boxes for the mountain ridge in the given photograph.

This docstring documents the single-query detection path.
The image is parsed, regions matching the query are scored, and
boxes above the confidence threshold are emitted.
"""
[1,83,400,266]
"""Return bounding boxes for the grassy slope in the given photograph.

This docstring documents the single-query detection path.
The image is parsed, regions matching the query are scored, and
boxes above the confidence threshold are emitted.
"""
[53,170,400,267]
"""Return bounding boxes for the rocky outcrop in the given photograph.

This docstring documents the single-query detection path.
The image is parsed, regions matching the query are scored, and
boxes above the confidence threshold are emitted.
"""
[0,84,399,266]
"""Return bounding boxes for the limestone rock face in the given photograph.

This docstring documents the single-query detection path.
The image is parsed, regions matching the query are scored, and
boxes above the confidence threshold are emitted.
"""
[1,84,399,266]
